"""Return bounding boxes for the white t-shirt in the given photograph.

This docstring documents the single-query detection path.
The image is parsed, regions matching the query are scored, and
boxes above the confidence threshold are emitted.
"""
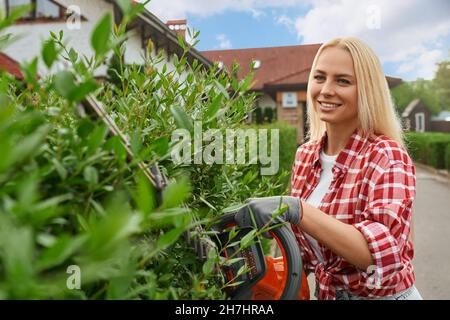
[303,149,338,262]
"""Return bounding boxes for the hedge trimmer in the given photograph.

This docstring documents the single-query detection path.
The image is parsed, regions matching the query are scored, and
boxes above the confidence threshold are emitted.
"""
[77,94,309,300]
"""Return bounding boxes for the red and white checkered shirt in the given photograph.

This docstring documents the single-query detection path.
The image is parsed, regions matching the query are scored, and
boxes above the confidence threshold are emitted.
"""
[290,128,416,300]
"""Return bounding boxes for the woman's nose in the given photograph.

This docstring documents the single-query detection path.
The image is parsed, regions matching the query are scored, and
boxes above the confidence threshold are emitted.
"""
[320,81,335,96]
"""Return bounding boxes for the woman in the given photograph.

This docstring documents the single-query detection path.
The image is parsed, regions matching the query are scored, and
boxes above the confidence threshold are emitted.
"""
[236,37,422,300]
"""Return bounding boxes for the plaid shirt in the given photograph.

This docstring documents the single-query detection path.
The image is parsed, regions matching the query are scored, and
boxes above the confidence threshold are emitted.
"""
[290,128,416,300]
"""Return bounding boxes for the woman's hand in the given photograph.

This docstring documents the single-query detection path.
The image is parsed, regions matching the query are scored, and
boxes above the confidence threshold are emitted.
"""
[234,196,302,232]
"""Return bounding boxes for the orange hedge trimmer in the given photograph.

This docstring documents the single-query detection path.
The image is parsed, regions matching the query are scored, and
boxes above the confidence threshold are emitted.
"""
[78,94,309,300]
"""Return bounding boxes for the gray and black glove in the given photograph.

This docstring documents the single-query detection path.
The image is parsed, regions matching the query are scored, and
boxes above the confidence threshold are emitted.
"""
[234,196,302,234]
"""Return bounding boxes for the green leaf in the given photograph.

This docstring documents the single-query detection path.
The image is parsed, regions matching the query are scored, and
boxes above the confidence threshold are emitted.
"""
[83,166,98,185]
[170,105,193,132]
[202,259,215,276]
[116,0,132,15]
[213,79,230,99]
[53,71,76,99]
[91,13,112,56]
[0,4,32,31]
[6,124,49,169]
[68,48,78,64]
[42,39,59,69]
[67,79,99,102]
[36,235,85,271]
[21,57,39,87]
[223,257,244,267]
[77,214,90,232]
[130,129,142,156]
[51,158,67,180]
[87,124,108,155]
[150,136,169,157]
[160,177,191,209]
[134,172,156,218]
[205,93,223,120]
[77,119,95,138]
[156,227,185,251]
[105,135,126,166]
[239,229,257,249]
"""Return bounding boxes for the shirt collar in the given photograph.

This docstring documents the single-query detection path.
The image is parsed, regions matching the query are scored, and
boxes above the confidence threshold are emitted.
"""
[312,127,370,173]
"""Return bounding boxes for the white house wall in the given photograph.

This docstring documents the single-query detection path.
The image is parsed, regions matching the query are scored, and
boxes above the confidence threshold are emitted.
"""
[3,0,114,75]
[2,0,191,80]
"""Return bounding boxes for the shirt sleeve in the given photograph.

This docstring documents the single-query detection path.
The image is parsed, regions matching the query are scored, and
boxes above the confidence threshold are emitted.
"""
[353,157,416,285]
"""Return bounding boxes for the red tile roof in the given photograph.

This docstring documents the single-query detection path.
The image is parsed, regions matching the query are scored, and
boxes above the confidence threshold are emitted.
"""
[202,44,321,90]
[0,52,23,80]
[201,44,402,90]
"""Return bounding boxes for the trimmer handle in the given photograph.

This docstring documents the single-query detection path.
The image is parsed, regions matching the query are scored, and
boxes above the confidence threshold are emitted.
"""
[213,212,303,300]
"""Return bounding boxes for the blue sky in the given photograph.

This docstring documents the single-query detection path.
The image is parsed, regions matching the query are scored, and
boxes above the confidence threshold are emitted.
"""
[189,6,313,50]
[145,0,450,81]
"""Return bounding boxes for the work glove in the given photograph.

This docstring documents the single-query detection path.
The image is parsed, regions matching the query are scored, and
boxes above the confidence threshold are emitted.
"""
[234,196,302,237]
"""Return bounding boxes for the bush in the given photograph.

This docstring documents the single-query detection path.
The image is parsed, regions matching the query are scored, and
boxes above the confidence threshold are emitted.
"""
[445,144,450,171]
[404,132,450,170]
[246,121,298,190]
[0,7,289,299]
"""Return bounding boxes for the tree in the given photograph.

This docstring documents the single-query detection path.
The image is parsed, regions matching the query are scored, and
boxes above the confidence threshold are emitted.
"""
[391,80,440,115]
[433,57,450,111]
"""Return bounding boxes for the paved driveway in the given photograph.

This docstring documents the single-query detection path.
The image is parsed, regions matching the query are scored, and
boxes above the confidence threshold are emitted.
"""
[413,165,450,299]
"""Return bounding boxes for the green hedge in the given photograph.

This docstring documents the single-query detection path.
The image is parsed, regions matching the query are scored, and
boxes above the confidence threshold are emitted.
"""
[446,144,450,171]
[404,132,450,170]
[246,121,298,190]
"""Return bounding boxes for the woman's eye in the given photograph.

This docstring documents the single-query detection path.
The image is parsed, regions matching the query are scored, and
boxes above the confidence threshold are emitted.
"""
[338,79,350,84]
[314,75,325,81]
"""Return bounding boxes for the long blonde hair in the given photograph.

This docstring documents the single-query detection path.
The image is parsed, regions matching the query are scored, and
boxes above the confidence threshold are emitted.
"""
[306,37,404,146]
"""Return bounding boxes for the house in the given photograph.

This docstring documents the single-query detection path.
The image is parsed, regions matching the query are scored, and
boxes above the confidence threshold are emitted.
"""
[402,99,450,133]
[202,45,402,143]
[430,111,450,132]
[402,99,432,132]
[0,0,211,77]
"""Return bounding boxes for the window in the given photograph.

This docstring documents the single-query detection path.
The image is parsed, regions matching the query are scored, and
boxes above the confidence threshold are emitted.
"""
[282,92,297,108]
[5,0,65,21]
[36,0,60,18]
[415,112,425,132]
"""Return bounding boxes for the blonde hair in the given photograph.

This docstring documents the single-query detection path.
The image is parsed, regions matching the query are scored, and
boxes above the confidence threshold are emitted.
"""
[306,37,404,146]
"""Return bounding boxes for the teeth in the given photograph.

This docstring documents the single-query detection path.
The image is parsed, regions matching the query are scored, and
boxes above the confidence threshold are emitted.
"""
[320,102,340,108]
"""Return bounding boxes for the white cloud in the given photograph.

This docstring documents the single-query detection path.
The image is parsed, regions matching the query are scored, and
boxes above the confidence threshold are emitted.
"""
[398,49,445,80]
[142,0,306,21]
[292,0,450,79]
[275,14,295,30]
[216,34,232,49]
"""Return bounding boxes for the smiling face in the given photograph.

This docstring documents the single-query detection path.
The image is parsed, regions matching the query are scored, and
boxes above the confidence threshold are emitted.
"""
[310,46,359,128]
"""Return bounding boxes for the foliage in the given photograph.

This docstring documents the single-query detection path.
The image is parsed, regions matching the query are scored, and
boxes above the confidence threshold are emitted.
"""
[245,121,298,191]
[433,57,450,112]
[445,144,450,171]
[391,53,450,115]
[404,132,450,170]
[0,5,289,299]
[391,80,441,115]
